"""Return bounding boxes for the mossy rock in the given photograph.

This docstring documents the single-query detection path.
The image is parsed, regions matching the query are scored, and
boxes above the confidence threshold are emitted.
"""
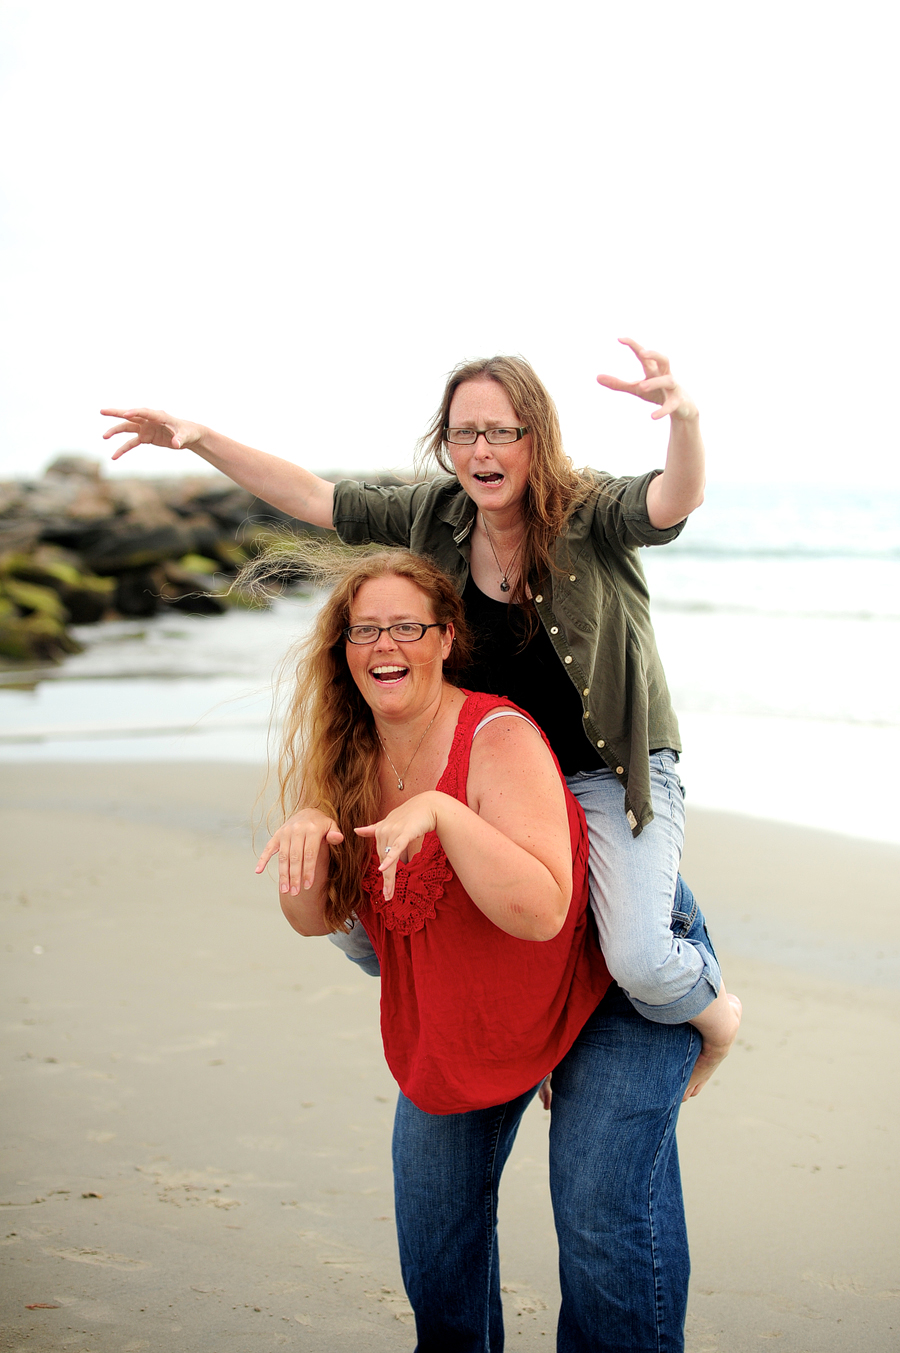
[1,578,69,622]
[1,549,116,625]
[0,612,83,663]
[178,553,221,576]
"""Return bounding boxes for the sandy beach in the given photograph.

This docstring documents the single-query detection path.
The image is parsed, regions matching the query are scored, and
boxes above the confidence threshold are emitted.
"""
[2,761,898,1351]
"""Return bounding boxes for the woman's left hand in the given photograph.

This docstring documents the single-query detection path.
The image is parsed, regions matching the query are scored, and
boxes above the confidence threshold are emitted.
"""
[355,792,440,901]
[596,337,698,422]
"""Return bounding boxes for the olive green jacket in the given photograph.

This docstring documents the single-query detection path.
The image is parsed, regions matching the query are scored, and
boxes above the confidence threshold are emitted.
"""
[332,469,685,835]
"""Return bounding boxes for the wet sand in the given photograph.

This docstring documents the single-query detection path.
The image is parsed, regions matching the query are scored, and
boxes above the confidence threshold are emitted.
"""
[1,762,898,1351]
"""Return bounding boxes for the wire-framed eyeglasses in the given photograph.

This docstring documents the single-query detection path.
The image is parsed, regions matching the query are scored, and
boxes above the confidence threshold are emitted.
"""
[443,426,529,446]
[343,622,443,645]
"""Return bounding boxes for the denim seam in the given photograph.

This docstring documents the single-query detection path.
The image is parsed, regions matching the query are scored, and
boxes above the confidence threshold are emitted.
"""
[647,1027,700,1350]
[482,1103,509,1348]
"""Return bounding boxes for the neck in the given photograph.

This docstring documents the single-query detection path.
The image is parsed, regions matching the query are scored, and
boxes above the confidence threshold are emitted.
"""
[479,505,525,541]
[373,685,446,750]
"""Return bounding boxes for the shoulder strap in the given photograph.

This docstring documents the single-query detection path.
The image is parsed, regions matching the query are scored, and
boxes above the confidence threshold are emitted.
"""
[472,708,539,739]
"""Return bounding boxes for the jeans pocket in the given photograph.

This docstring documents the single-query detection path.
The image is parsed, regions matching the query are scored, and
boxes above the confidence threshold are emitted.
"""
[672,901,718,962]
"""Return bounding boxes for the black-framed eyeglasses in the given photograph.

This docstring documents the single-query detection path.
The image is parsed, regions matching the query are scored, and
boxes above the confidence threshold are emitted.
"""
[343,622,443,645]
[443,426,529,446]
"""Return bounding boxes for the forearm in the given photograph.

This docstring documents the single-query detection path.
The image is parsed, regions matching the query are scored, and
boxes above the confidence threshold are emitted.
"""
[430,793,571,941]
[190,427,336,527]
[279,871,332,935]
[645,412,705,528]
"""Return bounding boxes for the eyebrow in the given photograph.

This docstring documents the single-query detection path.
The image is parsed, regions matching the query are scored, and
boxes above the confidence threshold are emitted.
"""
[448,418,515,427]
[348,612,429,623]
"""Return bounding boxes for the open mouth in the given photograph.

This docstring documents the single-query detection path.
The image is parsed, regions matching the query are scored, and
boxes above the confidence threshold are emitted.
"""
[371,664,409,684]
[473,471,504,484]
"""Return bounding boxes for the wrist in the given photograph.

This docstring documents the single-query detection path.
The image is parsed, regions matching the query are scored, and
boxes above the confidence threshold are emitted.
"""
[188,423,214,452]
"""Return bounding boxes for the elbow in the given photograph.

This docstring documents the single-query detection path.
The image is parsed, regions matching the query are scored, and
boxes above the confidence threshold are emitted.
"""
[524,886,570,942]
[279,897,328,937]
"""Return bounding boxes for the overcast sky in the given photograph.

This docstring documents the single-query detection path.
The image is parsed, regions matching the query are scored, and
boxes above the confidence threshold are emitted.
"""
[1,0,896,485]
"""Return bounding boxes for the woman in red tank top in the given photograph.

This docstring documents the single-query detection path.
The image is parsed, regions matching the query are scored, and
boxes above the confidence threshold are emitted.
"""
[261,544,705,1353]
[270,545,610,1116]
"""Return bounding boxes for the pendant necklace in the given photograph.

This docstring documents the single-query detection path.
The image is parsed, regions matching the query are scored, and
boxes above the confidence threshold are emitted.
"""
[377,697,441,791]
[480,513,522,594]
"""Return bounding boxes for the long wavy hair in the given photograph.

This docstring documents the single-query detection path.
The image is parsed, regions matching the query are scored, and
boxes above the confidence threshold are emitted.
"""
[416,355,592,612]
[262,541,471,931]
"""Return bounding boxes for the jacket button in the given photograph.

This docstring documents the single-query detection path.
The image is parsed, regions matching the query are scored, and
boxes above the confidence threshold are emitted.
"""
[615,766,624,774]
[564,655,573,664]
[569,574,576,581]
[534,594,543,603]
[596,740,605,748]
[582,687,589,696]
[550,626,558,634]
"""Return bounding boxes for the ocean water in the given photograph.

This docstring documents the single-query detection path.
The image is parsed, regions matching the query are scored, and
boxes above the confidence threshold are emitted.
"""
[1,483,897,844]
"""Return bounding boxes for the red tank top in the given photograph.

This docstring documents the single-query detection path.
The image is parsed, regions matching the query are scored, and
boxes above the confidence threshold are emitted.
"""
[358,691,611,1114]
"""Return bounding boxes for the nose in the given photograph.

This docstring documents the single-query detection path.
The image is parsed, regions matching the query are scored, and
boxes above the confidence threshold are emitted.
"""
[373,627,400,651]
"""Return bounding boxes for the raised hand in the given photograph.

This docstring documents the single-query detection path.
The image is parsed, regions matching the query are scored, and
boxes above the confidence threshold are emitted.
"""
[596,337,698,422]
[101,407,205,459]
[256,808,345,896]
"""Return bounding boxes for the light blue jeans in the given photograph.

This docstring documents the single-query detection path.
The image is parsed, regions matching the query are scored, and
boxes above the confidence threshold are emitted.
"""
[392,958,705,1352]
[566,751,720,1023]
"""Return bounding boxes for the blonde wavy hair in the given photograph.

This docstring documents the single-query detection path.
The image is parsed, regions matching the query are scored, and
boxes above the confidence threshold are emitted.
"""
[416,355,592,612]
[261,540,471,931]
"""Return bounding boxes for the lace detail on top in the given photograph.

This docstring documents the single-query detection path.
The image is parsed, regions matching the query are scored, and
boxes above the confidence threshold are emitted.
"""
[361,833,453,936]
[359,693,519,936]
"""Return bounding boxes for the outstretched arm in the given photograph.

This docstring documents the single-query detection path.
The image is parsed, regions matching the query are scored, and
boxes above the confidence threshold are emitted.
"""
[101,408,336,528]
[595,337,705,529]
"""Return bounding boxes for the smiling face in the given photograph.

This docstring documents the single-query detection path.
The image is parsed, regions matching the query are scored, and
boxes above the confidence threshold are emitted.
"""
[447,378,533,518]
[344,575,454,723]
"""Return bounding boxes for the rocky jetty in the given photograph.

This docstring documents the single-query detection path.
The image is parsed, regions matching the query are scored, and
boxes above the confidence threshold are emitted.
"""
[0,456,352,664]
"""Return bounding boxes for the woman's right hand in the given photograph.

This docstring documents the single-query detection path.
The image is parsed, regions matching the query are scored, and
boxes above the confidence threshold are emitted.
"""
[101,407,206,460]
[256,809,345,895]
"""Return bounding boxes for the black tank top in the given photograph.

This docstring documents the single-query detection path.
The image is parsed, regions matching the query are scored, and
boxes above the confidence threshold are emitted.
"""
[458,575,605,776]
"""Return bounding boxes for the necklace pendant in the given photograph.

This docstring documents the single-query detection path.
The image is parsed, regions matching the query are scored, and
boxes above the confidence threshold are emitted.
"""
[397,778,404,790]
[500,579,510,593]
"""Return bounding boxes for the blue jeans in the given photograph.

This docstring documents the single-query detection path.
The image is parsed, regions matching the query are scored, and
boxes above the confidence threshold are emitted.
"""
[566,752,720,1023]
[391,902,708,1352]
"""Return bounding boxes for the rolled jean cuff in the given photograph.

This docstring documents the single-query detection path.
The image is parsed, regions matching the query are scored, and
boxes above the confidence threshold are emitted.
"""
[328,923,381,977]
[626,943,722,1024]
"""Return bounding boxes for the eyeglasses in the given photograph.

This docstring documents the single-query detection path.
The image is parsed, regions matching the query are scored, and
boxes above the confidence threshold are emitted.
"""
[443,426,529,446]
[343,622,443,645]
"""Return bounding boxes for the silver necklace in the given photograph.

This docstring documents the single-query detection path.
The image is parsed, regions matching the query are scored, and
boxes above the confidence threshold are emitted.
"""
[377,704,440,790]
[480,514,522,594]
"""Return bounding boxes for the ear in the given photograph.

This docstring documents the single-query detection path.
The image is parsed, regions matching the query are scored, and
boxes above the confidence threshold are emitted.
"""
[441,622,455,660]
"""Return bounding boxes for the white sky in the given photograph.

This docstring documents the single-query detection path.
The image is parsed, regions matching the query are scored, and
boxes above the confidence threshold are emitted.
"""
[1,0,897,485]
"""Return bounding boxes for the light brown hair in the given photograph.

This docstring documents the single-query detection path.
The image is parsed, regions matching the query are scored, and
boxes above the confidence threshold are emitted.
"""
[416,355,591,610]
[264,542,470,931]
